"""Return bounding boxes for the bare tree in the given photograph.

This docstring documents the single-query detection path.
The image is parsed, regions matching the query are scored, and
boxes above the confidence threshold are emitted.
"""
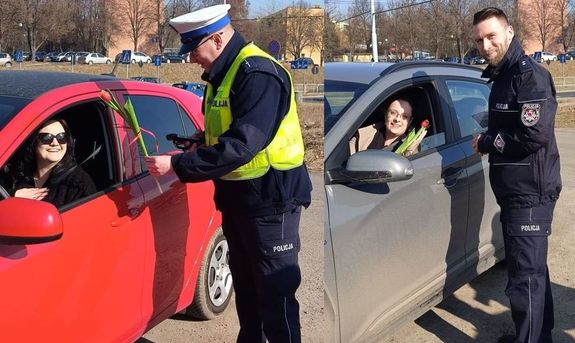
[13,0,73,58]
[556,0,573,52]
[119,0,154,51]
[530,0,557,51]
[323,0,342,62]
[283,2,323,60]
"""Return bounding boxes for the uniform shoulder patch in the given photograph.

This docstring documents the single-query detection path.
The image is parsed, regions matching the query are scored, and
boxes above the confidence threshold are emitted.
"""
[518,56,534,73]
[521,103,541,126]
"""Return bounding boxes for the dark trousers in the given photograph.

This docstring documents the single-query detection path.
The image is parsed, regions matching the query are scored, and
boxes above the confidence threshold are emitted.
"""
[222,207,302,343]
[501,202,556,343]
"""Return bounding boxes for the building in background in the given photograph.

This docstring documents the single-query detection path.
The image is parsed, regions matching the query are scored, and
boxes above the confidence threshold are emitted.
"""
[517,0,566,55]
[260,5,324,64]
[105,0,160,59]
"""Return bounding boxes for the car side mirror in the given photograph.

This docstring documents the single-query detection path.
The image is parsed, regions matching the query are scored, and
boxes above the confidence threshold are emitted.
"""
[0,198,63,245]
[327,150,414,184]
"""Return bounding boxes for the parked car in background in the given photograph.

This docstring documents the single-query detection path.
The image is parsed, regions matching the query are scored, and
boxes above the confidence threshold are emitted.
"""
[131,76,160,83]
[465,56,485,65]
[565,51,575,60]
[78,52,112,64]
[173,81,205,99]
[34,51,46,62]
[44,51,60,62]
[324,61,503,342]
[160,53,187,63]
[51,51,74,62]
[0,70,232,342]
[131,51,152,64]
[533,51,557,62]
[0,53,12,67]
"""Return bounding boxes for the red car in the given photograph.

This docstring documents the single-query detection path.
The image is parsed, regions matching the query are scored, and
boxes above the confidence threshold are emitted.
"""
[0,71,232,342]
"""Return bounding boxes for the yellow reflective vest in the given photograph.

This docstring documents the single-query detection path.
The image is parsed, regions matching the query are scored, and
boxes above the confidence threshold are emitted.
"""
[203,43,305,181]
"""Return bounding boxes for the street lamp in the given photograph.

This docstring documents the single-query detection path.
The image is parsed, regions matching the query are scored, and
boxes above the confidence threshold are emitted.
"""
[384,38,388,61]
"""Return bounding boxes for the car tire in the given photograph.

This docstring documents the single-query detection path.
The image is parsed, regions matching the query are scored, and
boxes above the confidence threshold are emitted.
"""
[131,59,136,64]
[181,59,185,63]
[88,61,93,65]
[186,227,233,319]
[106,60,111,64]
[5,62,11,67]
[166,59,170,64]
[146,59,151,63]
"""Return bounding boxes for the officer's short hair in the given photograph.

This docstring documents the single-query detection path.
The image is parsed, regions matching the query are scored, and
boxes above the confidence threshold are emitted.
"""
[473,7,509,26]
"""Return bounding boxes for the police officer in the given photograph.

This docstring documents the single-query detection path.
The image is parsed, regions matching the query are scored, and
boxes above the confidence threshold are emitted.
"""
[144,4,312,343]
[471,7,561,343]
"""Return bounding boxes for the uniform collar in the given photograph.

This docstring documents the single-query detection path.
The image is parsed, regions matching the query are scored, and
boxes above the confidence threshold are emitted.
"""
[481,36,524,82]
[201,31,247,88]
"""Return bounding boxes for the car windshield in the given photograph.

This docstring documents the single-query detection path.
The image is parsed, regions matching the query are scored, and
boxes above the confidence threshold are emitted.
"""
[324,80,369,133]
[0,96,31,130]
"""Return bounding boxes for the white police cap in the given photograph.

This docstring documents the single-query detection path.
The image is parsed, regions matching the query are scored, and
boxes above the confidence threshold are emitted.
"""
[169,4,231,55]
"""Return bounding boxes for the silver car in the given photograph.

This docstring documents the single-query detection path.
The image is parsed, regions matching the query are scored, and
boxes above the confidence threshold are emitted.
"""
[324,62,504,342]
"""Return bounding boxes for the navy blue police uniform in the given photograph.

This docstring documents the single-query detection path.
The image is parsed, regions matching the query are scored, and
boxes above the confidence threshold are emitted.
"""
[477,36,561,343]
[170,30,312,343]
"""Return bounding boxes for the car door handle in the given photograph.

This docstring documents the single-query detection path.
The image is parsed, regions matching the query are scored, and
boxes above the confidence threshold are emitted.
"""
[111,207,140,227]
[437,167,464,187]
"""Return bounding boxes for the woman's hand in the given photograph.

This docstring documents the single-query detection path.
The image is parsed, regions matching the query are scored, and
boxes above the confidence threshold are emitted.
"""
[14,187,48,200]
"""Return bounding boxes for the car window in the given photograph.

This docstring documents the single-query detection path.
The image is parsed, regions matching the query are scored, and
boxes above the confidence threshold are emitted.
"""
[178,104,200,137]
[446,80,490,138]
[324,80,369,133]
[0,100,117,210]
[127,95,195,155]
[349,84,445,156]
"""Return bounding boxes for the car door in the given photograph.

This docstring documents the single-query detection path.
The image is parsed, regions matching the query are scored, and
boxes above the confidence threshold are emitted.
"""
[0,88,149,342]
[442,78,504,270]
[114,88,216,324]
[325,73,470,342]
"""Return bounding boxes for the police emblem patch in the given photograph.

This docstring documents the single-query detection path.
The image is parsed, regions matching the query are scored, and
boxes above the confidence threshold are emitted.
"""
[493,133,505,153]
[521,103,540,127]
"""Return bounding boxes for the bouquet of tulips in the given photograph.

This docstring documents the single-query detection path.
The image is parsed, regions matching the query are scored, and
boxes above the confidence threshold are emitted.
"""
[395,119,430,156]
[99,89,149,157]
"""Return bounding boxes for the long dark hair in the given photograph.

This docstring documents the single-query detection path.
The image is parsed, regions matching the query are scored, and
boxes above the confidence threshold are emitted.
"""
[10,118,77,191]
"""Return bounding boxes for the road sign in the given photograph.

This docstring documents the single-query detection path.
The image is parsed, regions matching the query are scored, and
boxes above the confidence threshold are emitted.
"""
[560,54,566,64]
[268,40,281,56]
[290,60,308,70]
[121,50,132,64]
[153,55,162,67]
[311,65,319,75]
[14,50,23,63]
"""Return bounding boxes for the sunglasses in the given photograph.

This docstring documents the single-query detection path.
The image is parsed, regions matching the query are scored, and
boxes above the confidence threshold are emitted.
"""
[37,132,68,145]
[182,32,223,54]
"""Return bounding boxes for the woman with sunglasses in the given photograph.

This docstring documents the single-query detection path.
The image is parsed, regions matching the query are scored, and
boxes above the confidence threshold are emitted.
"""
[9,118,96,208]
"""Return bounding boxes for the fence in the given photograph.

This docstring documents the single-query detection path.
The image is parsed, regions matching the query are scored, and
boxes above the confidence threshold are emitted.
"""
[294,83,323,94]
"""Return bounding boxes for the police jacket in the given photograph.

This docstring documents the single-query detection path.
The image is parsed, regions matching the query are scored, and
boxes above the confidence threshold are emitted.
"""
[171,31,312,216]
[477,37,561,208]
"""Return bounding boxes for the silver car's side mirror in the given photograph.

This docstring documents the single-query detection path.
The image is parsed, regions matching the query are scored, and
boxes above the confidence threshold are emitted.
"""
[327,150,414,184]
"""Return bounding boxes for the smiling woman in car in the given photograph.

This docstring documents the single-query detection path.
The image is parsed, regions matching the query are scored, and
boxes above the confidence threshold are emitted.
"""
[8,118,96,208]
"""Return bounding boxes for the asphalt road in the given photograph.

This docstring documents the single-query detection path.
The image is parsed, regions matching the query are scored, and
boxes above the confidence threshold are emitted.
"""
[138,172,324,343]
[383,128,575,343]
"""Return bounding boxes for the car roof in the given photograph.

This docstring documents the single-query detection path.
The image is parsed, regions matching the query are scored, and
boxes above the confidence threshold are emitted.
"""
[0,70,117,99]
[326,61,482,84]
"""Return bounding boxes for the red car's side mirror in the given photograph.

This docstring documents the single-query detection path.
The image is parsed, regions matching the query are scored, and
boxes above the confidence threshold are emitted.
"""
[0,198,63,244]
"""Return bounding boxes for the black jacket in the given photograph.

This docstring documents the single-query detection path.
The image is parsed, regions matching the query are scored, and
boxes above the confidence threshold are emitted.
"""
[13,165,96,209]
[171,31,312,216]
[478,37,561,208]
